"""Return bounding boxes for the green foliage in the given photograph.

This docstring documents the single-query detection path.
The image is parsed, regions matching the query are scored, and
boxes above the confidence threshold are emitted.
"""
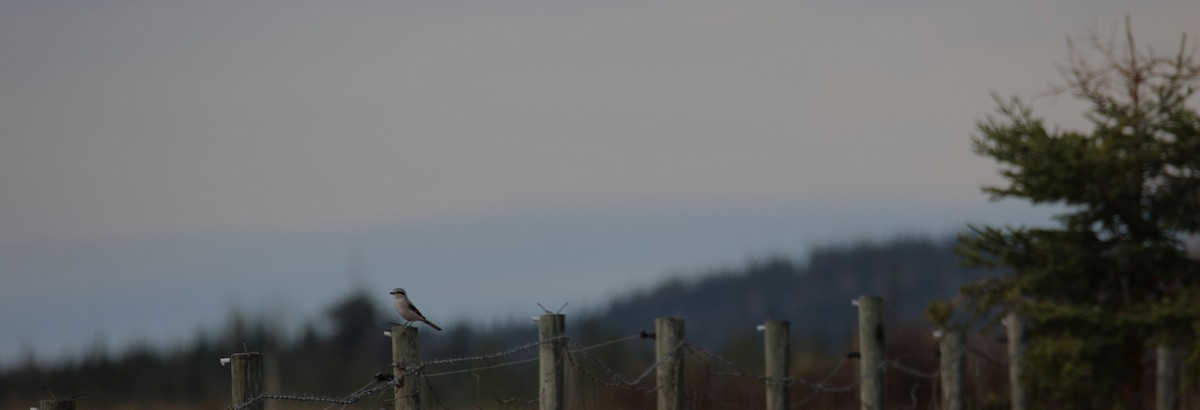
[950,19,1200,407]
[923,297,955,329]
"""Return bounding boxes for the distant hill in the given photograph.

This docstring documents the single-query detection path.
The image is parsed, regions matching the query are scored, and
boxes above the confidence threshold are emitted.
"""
[0,235,996,408]
[571,236,992,350]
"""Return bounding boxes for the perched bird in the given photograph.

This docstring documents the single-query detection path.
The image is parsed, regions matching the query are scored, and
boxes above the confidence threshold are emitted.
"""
[390,287,443,331]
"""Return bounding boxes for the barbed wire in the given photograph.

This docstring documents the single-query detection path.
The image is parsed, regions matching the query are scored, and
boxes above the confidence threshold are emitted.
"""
[567,352,650,391]
[902,382,921,410]
[422,355,541,378]
[571,333,645,352]
[887,358,939,380]
[492,391,538,406]
[686,342,883,410]
[418,370,453,410]
[405,335,567,372]
[678,341,895,410]
[563,336,651,387]
[791,361,857,409]
[415,333,646,380]
[565,339,688,393]
[319,378,388,410]
[228,377,397,410]
[683,342,787,384]
[686,342,882,393]
[225,332,949,410]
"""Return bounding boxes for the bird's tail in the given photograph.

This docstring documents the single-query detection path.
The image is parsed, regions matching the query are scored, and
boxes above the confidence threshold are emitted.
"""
[424,320,443,331]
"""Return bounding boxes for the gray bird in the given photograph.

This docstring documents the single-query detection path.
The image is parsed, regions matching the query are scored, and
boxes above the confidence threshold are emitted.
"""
[390,287,443,331]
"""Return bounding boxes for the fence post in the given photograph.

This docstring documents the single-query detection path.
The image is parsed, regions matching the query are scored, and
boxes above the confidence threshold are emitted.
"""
[539,314,566,410]
[938,329,965,410]
[656,317,685,410]
[230,352,264,410]
[857,296,885,410]
[392,325,420,410]
[38,400,75,410]
[1157,344,1180,410]
[1005,312,1026,410]
[764,320,790,410]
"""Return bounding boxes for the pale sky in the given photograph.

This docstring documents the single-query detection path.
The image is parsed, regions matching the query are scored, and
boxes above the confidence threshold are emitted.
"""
[1,0,1197,365]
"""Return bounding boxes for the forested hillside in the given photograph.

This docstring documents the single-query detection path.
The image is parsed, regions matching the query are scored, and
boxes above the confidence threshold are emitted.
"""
[0,235,989,408]
[575,236,988,349]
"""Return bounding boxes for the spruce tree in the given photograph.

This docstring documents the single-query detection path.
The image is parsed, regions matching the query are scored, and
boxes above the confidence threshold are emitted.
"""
[942,19,1200,408]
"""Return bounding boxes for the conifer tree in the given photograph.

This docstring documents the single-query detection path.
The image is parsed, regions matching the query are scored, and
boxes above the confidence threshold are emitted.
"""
[940,18,1200,408]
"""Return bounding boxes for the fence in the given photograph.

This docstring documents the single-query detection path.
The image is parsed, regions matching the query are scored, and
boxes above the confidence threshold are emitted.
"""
[102,295,1166,410]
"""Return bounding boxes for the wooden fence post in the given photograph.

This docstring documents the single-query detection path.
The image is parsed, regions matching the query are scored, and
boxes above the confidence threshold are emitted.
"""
[1157,344,1180,410]
[938,329,965,410]
[539,313,566,410]
[764,320,790,410]
[656,317,685,410]
[857,296,885,410]
[230,352,264,410]
[392,325,420,410]
[1005,312,1026,410]
[38,400,75,410]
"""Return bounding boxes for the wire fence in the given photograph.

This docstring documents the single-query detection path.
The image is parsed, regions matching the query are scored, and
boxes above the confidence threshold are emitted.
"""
[229,376,397,410]
[224,327,981,410]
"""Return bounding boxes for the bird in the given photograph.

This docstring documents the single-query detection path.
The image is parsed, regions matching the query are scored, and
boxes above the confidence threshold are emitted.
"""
[390,287,443,331]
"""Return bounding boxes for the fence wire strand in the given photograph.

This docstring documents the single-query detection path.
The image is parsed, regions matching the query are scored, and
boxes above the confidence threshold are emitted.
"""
[887,358,939,380]
[228,377,397,410]
[225,330,958,410]
[407,335,567,371]
[565,338,687,393]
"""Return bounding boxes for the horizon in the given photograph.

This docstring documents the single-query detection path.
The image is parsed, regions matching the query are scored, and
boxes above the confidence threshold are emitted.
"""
[1,201,1055,367]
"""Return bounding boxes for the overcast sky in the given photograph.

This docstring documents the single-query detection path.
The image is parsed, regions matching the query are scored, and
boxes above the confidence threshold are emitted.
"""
[1,0,1197,365]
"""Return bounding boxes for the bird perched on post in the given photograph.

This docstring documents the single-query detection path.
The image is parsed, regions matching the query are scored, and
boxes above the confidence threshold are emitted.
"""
[390,288,443,331]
